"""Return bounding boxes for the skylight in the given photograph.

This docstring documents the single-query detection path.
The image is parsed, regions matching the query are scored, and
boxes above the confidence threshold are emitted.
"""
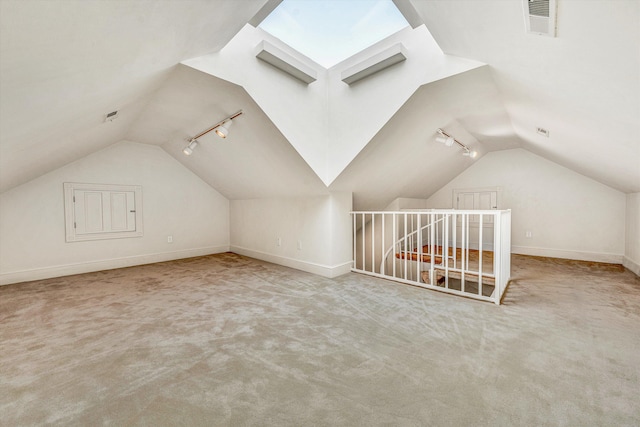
[259,0,409,68]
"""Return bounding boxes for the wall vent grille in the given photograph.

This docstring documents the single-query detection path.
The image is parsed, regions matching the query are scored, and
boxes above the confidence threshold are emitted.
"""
[523,0,556,37]
[528,0,550,17]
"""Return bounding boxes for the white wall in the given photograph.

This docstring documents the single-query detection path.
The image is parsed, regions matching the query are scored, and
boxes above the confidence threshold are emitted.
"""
[624,193,640,275]
[426,149,625,263]
[230,192,352,278]
[0,141,229,285]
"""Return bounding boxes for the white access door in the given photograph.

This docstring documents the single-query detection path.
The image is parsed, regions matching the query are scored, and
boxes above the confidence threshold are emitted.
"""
[73,190,137,235]
[64,182,143,242]
[456,190,497,211]
[455,189,498,222]
[453,188,499,250]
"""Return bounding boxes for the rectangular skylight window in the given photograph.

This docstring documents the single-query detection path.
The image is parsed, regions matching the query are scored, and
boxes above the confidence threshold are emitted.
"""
[259,0,409,68]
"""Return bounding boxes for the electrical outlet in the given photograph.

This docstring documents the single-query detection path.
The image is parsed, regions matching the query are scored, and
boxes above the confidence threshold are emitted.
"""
[277,237,281,247]
[297,240,302,250]
[525,231,532,238]
[167,235,173,243]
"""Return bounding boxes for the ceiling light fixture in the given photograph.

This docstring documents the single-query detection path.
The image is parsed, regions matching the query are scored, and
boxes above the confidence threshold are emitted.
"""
[436,128,478,159]
[182,110,243,155]
[182,139,198,156]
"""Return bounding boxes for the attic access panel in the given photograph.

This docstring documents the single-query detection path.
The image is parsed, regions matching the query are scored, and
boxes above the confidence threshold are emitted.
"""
[259,0,409,68]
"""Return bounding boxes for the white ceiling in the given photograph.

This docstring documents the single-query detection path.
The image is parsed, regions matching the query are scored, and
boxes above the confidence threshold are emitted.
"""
[1,0,638,205]
[413,0,640,193]
[127,65,328,199]
[330,66,518,210]
[0,0,268,192]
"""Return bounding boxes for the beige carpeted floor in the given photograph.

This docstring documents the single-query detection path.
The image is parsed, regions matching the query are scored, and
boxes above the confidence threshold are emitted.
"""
[1,252,639,426]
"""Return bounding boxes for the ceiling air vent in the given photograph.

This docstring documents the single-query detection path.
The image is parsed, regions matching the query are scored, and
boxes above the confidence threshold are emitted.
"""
[523,0,557,37]
[104,110,119,122]
[536,127,550,137]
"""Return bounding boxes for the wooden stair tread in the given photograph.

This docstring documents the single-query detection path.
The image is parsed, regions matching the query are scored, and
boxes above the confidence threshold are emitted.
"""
[435,268,495,285]
[421,269,495,286]
[395,252,444,264]
[395,245,494,266]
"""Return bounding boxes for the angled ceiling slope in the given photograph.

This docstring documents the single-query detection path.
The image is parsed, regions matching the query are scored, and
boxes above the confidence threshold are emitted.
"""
[410,0,640,192]
[126,65,328,200]
[0,0,271,193]
[330,66,517,211]
[184,21,485,186]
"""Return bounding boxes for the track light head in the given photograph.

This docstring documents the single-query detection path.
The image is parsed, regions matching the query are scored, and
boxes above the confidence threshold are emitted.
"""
[215,120,233,138]
[463,149,478,158]
[435,134,454,147]
[182,139,198,156]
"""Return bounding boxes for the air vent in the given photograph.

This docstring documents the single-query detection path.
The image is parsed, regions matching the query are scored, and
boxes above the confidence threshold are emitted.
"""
[523,0,557,37]
[536,127,550,137]
[104,110,119,122]
[528,0,549,17]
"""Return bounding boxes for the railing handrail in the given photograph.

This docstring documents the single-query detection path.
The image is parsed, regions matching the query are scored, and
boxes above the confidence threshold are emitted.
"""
[352,209,511,215]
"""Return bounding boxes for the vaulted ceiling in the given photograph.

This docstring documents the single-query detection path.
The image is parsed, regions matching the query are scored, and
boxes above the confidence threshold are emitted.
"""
[1,0,638,210]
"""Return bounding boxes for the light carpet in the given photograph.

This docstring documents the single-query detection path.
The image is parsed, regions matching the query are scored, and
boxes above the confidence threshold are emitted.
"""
[1,253,639,426]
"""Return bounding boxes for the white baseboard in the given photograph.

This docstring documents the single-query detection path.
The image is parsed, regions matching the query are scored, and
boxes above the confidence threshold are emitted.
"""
[0,245,230,286]
[230,246,352,278]
[511,246,623,264]
[623,257,640,276]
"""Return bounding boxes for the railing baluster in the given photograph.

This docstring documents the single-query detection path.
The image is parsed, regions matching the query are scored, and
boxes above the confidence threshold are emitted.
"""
[381,213,385,275]
[371,213,375,274]
[493,211,501,304]
[452,213,457,269]
[392,213,397,278]
[444,214,449,289]
[461,213,466,294]
[361,213,365,273]
[352,213,356,270]
[430,212,435,285]
[404,213,408,281]
[417,214,421,283]
[478,214,484,297]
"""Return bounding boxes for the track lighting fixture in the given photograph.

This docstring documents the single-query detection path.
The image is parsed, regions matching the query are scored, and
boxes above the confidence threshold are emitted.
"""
[182,110,243,155]
[182,139,198,156]
[436,128,477,159]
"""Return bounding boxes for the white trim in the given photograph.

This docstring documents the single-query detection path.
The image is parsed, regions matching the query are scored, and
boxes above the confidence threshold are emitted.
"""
[255,40,318,84]
[230,246,352,278]
[453,186,501,210]
[64,182,144,242]
[623,257,640,276]
[512,245,623,264]
[0,245,229,286]
[341,43,406,85]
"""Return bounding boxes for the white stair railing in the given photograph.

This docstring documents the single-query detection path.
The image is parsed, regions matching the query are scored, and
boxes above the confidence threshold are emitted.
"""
[351,209,511,304]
